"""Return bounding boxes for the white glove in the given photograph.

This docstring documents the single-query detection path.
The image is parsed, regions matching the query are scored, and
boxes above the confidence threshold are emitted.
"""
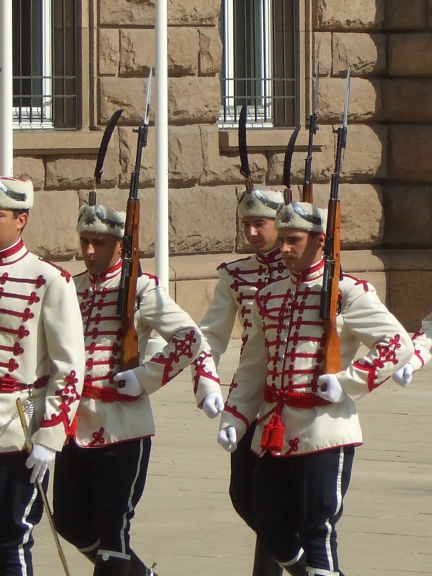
[392,363,413,387]
[202,392,225,418]
[113,370,142,397]
[217,427,238,452]
[25,443,56,484]
[317,374,346,403]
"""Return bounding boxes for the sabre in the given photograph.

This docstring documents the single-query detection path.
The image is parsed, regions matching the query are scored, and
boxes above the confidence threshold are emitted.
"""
[238,104,254,193]
[282,125,301,204]
[89,108,124,206]
[16,398,73,576]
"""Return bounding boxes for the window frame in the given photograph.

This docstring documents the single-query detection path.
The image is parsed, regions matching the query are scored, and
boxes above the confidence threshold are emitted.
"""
[219,0,304,130]
[222,0,274,127]
[12,0,80,131]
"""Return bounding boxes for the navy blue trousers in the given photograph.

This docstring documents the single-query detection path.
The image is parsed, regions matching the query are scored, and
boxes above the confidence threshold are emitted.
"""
[53,437,151,555]
[0,451,46,576]
[229,420,258,529]
[255,445,354,573]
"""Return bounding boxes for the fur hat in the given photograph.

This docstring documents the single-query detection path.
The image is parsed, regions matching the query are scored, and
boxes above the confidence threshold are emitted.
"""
[275,201,327,234]
[77,204,125,238]
[237,188,284,219]
[0,177,33,210]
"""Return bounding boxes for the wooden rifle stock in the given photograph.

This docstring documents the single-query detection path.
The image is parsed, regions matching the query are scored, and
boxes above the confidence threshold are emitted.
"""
[117,197,140,370]
[320,200,341,373]
[302,182,313,204]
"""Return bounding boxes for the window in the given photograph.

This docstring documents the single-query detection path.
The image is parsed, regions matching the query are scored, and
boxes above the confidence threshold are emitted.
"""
[12,0,79,130]
[220,0,299,128]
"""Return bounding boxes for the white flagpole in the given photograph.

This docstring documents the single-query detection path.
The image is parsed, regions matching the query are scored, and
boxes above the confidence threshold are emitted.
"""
[0,0,13,176]
[147,1,170,357]
[154,0,169,289]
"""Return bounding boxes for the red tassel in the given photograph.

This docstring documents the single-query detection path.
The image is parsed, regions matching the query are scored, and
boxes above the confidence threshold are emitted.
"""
[67,413,78,438]
[261,422,271,451]
[261,412,285,452]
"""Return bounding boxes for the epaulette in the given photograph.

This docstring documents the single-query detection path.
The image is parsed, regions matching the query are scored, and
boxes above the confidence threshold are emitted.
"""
[38,258,72,282]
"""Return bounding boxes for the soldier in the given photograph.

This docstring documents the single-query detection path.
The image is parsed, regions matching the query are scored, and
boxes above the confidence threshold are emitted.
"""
[192,187,288,576]
[53,203,221,576]
[392,314,432,386]
[218,201,414,576]
[0,176,85,575]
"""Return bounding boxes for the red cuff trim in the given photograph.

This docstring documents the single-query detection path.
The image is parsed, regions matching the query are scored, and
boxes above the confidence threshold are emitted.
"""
[224,404,249,428]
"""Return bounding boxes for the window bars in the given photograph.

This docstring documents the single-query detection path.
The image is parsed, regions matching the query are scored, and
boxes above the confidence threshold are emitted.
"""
[12,0,78,130]
[220,0,298,128]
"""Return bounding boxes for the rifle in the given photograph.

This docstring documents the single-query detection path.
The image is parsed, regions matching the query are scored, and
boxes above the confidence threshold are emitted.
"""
[320,68,351,374]
[117,68,152,371]
[89,108,124,206]
[302,62,319,203]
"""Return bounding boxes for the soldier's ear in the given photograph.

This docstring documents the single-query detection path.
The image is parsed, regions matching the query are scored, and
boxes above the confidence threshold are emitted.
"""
[316,232,325,248]
[17,212,29,232]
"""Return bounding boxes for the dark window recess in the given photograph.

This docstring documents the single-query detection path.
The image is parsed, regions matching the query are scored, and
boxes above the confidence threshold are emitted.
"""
[220,0,298,128]
[12,0,79,129]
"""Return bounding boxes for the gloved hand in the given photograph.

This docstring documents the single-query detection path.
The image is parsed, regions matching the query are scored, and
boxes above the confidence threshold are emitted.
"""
[392,363,413,387]
[217,426,238,452]
[113,370,142,397]
[25,443,56,484]
[202,392,224,418]
[317,374,346,403]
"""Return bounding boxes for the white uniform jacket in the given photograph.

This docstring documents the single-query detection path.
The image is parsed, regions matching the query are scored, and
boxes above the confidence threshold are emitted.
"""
[0,240,85,453]
[73,261,217,447]
[407,313,432,370]
[219,259,414,457]
[192,248,288,401]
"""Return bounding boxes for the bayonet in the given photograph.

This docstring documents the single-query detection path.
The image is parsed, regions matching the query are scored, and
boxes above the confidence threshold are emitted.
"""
[143,68,152,128]
[129,67,153,201]
[329,67,350,203]
[342,67,351,129]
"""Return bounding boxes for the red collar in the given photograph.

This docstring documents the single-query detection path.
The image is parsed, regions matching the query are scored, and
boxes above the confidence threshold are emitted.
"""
[89,259,122,285]
[291,259,324,285]
[0,239,27,265]
[256,247,281,265]
[0,238,24,258]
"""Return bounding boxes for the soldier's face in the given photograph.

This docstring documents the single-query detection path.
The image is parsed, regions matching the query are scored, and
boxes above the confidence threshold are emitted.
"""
[80,233,122,275]
[242,217,278,254]
[0,210,28,251]
[277,229,325,273]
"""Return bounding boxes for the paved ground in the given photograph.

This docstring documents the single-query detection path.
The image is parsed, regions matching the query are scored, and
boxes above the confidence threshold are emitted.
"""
[33,339,432,576]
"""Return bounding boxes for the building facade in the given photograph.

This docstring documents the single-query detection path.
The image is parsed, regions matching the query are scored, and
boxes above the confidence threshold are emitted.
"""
[11,0,432,330]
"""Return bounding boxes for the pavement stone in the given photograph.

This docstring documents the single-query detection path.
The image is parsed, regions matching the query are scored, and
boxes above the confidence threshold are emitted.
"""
[32,339,432,576]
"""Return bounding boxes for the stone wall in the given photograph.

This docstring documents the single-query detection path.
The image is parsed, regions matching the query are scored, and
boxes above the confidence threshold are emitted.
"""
[12,0,432,331]
[312,0,432,330]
